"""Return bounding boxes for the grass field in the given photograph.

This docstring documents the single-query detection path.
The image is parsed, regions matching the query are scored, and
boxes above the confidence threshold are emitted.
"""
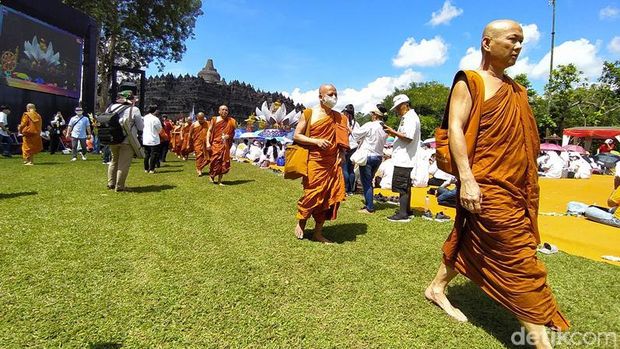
[0,153,618,348]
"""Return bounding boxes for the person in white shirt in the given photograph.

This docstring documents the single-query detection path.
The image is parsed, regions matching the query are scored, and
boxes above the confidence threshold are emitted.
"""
[235,139,249,160]
[539,151,564,179]
[376,148,394,189]
[569,154,592,179]
[106,90,143,192]
[383,94,421,222]
[142,104,162,174]
[247,140,262,162]
[0,105,12,157]
[342,104,360,195]
[353,106,387,213]
[66,106,91,161]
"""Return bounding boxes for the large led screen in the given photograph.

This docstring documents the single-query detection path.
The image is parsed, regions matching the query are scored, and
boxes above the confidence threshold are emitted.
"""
[0,5,83,99]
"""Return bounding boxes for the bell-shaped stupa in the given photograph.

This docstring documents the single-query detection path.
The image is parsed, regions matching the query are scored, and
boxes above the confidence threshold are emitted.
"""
[198,59,221,83]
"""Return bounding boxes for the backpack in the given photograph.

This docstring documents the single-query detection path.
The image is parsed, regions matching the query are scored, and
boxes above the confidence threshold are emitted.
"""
[97,104,130,145]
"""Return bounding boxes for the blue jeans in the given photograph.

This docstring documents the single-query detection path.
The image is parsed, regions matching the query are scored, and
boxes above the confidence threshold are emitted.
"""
[0,134,12,156]
[71,138,87,158]
[585,206,620,228]
[437,187,457,207]
[360,155,382,211]
[342,148,356,193]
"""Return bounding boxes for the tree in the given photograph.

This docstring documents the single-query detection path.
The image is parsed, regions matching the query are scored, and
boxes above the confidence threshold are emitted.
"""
[62,0,203,111]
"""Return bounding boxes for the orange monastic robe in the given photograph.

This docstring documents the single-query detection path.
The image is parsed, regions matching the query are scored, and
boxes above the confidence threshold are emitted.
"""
[171,125,182,155]
[190,121,210,171]
[442,71,569,331]
[296,107,349,222]
[180,123,192,157]
[208,117,237,177]
[18,111,43,159]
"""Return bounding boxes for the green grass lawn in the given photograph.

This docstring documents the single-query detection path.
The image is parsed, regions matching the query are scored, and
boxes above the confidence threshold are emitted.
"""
[0,153,618,348]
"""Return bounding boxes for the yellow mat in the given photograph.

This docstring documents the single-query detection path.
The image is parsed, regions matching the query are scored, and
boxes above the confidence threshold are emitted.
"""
[375,175,620,267]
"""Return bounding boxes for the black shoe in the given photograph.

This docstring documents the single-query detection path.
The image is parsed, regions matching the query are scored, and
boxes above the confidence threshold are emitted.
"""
[427,188,437,195]
[422,210,434,220]
[107,184,115,190]
[434,212,451,222]
[387,214,411,223]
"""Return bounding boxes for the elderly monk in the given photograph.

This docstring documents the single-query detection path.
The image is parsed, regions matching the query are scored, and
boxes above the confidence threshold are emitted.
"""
[18,103,43,165]
[206,105,237,185]
[190,112,210,176]
[424,20,569,349]
[293,84,349,243]
[180,117,193,160]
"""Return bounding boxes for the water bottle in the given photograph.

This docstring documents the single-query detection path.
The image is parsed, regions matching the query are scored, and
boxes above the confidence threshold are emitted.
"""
[425,195,430,211]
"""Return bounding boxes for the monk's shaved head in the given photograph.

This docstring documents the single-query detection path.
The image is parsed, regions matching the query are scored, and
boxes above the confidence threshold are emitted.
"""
[482,19,521,40]
[319,84,336,96]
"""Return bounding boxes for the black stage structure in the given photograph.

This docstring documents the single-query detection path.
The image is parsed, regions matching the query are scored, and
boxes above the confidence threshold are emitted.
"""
[0,0,97,131]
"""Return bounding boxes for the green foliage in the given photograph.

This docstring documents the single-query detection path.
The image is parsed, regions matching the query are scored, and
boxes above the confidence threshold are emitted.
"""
[62,0,203,110]
[0,154,618,347]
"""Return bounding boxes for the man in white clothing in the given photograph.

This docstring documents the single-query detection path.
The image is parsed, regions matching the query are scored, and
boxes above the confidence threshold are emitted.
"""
[384,94,421,222]
[67,107,91,161]
[0,105,12,157]
[142,104,162,173]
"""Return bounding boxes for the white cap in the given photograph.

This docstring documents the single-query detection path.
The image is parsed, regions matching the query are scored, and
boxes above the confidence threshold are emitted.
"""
[605,138,614,144]
[390,94,410,111]
[369,107,384,117]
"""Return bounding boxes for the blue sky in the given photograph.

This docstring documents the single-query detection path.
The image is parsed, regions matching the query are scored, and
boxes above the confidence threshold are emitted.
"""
[146,0,620,113]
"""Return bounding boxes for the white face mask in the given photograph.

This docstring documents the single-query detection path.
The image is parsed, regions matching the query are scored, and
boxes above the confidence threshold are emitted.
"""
[76,111,83,115]
[321,94,337,108]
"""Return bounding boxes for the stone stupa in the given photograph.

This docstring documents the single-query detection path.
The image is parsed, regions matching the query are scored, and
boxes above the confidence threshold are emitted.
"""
[198,59,221,83]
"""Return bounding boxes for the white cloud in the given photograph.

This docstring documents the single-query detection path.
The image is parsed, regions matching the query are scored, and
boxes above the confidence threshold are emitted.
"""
[521,23,541,50]
[609,36,620,54]
[458,38,604,81]
[458,47,480,70]
[282,69,424,113]
[530,39,604,79]
[392,36,448,68]
[599,6,620,20]
[428,0,463,26]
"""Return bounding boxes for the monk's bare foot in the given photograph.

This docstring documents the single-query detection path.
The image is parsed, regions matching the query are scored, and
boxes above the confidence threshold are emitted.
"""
[218,182,225,186]
[294,224,305,240]
[424,285,468,322]
[312,233,333,244]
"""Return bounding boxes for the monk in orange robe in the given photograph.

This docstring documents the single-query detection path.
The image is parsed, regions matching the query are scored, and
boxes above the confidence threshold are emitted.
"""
[206,105,237,185]
[171,122,183,157]
[293,84,349,243]
[425,20,568,349]
[180,118,193,160]
[189,112,210,176]
[18,103,43,165]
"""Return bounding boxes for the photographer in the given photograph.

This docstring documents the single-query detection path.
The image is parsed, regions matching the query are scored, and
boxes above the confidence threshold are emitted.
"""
[49,111,65,154]
[106,89,143,192]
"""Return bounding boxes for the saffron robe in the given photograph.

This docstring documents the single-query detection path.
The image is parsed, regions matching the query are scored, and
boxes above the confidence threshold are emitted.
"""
[171,125,182,155]
[18,111,43,159]
[180,123,193,156]
[442,71,570,331]
[296,107,349,222]
[208,117,237,177]
[190,121,210,171]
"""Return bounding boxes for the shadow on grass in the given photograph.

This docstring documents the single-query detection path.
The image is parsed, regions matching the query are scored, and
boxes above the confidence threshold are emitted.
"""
[156,169,184,173]
[130,184,176,193]
[88,343,122,349]
[0,191,38,199]
[160,163,184,167]
[321,223,368,244]
[448,282,521,349]
[221,179,255,186]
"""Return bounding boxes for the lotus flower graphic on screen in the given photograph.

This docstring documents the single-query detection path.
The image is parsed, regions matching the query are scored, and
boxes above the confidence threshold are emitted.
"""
[254,101,301,129]
[23,36,60,66]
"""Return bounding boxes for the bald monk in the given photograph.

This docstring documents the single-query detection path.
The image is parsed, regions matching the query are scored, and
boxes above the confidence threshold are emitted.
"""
[424,20,569,349]
[171,121,183,158]
[180,117,192,160]
[18,103,43,165]
[293,84,349,243]
[190,112,210,176]
[206,105,237,185]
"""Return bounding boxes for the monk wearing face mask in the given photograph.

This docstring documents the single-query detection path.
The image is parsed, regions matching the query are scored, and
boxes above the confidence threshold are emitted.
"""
[292,84,350,243]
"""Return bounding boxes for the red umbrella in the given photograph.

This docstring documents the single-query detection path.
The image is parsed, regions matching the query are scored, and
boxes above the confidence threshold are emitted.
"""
[540,143,565,152]
[563,144,587,154]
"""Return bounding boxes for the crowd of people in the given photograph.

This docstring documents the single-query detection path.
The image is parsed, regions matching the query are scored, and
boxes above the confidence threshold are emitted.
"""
[11,19,620,349]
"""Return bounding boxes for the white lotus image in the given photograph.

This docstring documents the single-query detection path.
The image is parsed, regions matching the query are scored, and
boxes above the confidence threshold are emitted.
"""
[23,35,60,66]
[254,101,301,127]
